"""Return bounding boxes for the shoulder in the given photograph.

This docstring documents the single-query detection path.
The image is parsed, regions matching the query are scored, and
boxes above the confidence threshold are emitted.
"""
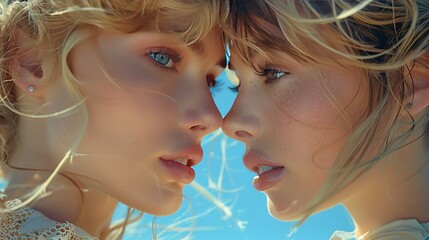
[0,193,98,240]
[367,219,429,240]
[330,219,429,240]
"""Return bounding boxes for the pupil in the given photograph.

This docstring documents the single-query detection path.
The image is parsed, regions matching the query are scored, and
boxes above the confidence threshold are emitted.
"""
[156,53,168,65]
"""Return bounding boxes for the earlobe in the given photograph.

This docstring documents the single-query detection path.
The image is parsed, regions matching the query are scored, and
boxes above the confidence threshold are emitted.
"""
[8,31,45,97]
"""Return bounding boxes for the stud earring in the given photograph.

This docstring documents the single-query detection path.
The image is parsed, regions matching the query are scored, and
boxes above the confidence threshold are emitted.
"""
[28,85,35,93]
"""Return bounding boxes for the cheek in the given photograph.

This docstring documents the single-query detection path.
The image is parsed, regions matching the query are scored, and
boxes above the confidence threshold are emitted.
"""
[271,68,365,130]
[270,77,347,127]
[69,42,187,160]
[74,80,184,162]
[268,71,364,167]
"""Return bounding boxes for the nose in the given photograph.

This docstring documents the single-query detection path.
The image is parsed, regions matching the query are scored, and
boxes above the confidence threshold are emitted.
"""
[222,98,261,142]
[181,107,222,133]
[180,91,222,138]
[179,64,224,138]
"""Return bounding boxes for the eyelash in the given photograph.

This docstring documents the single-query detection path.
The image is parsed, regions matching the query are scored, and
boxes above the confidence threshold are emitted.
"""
[226,64,290,92]
[256,64,290,84]
[146,48,181,72]
[146,48,224,92]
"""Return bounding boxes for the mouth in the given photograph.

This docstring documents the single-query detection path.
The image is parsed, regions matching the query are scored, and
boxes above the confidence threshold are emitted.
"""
[243,150,285,191]
[161,158,193,167]
[258,165,278,174]
[159,146,203,184]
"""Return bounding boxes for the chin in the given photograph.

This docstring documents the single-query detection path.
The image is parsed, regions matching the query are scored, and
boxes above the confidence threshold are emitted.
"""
[269,210,302,222]
[149,197,183,216]
[267,197,304,222]
[145,187,184,216]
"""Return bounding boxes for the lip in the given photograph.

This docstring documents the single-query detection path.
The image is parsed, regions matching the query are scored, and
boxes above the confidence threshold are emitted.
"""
[243,150,285,191]
[159,145,203,184]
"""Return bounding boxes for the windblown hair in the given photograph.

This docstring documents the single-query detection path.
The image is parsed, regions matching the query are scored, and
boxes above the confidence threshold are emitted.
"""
[0,0,226,172]
[223,0,429,226]
[0,0,227,238]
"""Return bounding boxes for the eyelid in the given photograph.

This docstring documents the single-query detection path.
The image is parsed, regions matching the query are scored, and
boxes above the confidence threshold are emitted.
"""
[145,46,182,72]
[146,47,182,62]
[270,64,290,73]
[256,63,290,75]
[254,62,291,85]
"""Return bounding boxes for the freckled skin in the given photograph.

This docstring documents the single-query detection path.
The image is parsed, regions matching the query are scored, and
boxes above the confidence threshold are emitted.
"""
[223,49,368,220]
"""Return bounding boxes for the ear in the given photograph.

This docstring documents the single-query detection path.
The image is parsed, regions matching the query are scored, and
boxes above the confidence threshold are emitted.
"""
[8,30,47,97]
[406,56,429,115]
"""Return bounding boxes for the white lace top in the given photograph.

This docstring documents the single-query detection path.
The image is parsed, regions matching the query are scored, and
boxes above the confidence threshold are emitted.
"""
[0,193,97,240]
[330,219,429,240]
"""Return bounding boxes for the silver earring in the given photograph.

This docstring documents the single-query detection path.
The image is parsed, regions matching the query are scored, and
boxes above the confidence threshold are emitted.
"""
[28,85,35,93]
[406,101,413,109]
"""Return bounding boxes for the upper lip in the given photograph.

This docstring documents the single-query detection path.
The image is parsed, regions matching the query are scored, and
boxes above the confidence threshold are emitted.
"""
[159,145,203,167]
[243,150,284,174]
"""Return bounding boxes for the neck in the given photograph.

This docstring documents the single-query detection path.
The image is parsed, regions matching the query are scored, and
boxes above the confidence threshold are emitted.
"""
[6,115,119,238]
[343,138,429,237]
[6,170,118,238]
[74,186,119,237]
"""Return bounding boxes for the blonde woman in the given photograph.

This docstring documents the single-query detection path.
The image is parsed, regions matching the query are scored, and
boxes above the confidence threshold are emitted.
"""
[0,0,226,239]
[222,0,429,239]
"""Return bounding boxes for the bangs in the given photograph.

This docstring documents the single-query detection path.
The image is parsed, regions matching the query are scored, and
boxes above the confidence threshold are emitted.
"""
[134,0,222,45]
[50,0,223,46]
[225,0,308,70]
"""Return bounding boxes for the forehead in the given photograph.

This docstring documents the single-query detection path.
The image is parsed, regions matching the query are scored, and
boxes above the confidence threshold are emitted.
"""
[231,16,310,70]
[253,17,285,39]
[124,1,219,46]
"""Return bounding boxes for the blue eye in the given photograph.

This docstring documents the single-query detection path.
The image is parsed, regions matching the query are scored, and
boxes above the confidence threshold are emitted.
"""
[147,47,182,71]
[149,52,175,69]
[266,69,286,81]
[256,67,289,84]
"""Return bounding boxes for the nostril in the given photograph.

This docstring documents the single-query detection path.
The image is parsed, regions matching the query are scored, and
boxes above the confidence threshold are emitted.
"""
[190,125,207,131]
[234,130,253,138]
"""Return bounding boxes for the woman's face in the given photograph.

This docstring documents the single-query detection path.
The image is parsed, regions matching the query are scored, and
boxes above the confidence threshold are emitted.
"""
[55,28,224,215]
[222,47,368,220]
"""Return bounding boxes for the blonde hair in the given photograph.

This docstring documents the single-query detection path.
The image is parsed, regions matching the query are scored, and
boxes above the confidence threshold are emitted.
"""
[0,0,226,166]
[223,0,429,227]
[0,0,227,238]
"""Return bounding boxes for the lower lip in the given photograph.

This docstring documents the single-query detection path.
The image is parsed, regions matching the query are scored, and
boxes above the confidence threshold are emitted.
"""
[253,167,285,191]
[161,159,195,184]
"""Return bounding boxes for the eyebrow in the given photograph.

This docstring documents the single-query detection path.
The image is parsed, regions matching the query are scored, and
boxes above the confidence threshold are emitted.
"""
[190,41,226,68]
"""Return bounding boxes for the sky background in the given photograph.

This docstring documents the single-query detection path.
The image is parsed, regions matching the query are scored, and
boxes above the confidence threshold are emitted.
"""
[0,71,356,239]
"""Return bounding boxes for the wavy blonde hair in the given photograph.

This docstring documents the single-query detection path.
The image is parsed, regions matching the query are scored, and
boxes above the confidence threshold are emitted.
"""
[0,0,226,169]
[0,0,227,238]
[223,0,429,227]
